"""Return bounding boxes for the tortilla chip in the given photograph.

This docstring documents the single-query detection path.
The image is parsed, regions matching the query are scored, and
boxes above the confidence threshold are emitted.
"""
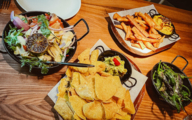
[73,113,81,120]
[114,113,131,120]
[96,61,106,72]
[89,49,99,75]
[86,75,98,100]
[95,74,118,101]
[71,72,80,88]
[68,87,77,96]
[57,78,69,98]
[79,74,87,85]
[102,101,119,119]
[114,86,126,99]
[117,109,127,117]
[123,90,135,114]
[54,97,73,120]
[78,48,90,64]
[69,95,87,120]
[75,84,94,100]
[66,67,72,78]
[117,98,124,109]
[98,71,112,77]
[83,101,104,119]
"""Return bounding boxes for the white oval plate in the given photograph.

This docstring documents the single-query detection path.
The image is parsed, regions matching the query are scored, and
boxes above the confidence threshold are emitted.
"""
[16,0,81,20]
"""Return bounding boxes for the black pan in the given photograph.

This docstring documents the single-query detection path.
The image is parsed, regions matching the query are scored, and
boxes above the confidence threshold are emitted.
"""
[95,46,137,88]
[0,11,89,74]
[151,55,192,110]
[148,9,179,41]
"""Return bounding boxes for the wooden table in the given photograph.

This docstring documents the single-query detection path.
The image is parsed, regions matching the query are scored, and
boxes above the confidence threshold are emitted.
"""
[0,0,192,119]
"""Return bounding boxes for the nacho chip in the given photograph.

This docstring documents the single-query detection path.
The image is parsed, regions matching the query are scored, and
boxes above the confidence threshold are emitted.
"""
[96,61,106,72]
[69,95,87,120]
[75,84,94,100]
[95,74,118,101]
[78,48,90,64]
[98,71,112,77]
[68,87,77,96]
[102,101,119,119]
[123,90,135,114]
[57,78,69,98]
[83,101,104,119]
[89,49,99,75]
[114,113,131,120]
[114,86,126,99]
[66,67,72,78]
[71,72,80,88]
[54,97,73,120]
[79,74,87,85]
[117,98,124,109]
[73,113,81,120]
[86,75,98,100]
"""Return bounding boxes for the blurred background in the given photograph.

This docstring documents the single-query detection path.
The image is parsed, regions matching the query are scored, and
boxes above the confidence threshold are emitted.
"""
[146,0,192,11]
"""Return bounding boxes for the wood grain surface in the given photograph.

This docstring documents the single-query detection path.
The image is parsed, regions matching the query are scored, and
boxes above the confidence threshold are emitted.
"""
[0,0,192,119]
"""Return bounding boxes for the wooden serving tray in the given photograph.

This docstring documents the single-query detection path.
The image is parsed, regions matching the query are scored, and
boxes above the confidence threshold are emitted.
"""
[126,56,145,120]
[110,23,176,56]
[56,54,145,120]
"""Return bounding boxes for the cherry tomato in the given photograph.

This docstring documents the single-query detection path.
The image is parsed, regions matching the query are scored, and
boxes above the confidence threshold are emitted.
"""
[113,58,120,66]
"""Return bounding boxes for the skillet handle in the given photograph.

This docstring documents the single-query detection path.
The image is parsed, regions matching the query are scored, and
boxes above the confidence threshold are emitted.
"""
[0,36,8,54]
[171,55,188,71]
[168,33,180,41]
[123,77,137,88]
[95,45,105,53]
[148,9,158,17]
[73,19,89,41]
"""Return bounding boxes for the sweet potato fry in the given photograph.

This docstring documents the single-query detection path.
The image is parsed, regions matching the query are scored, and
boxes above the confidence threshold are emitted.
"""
[126,15,149,37]
[153,35,165,48]
[117,17,129,22]
[121,22,128,32]
[138,12,154,27]
[131,43,141,49]
[149,27,158,34]
[136,36,160,43]
[148,33,161,39]
[115,25,123,30]
[144,13,163,30]
[138,41,146,50]
[125,26,132,40]
[143,42,156,51]
[113,13,121,20]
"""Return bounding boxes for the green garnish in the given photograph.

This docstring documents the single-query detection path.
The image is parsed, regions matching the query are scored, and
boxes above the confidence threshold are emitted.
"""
[37,14,51,37]
[20,57,49,74]
[153,61,192,113]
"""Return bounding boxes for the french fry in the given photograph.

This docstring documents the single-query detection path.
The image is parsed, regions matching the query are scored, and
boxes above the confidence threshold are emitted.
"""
[117,17,129,22]
[138,41,146,50]
[115,25,123,30]
[148,33,161,39]
[138,12,154,27]
[144,13,163,30]
[113,13,121,20]
[153,35,165,48]
[136,36,160,43]
[143,42,156,51]
[125,26,132,40]
[121,22,128,33]
[149,27,158,34]
[126,15,149,37]
[131,43,141,49]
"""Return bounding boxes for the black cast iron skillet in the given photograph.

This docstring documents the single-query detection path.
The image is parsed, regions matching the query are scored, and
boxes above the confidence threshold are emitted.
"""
[151,55,192,110]
[148,9,179,41]
[95,46,137,88]
[0,11,89,74]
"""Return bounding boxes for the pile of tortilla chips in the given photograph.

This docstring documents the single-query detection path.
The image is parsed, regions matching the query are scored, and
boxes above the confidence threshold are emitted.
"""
[54,48,135,120]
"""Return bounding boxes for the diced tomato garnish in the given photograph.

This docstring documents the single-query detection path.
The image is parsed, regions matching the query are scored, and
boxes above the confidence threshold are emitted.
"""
[32,18,38,23]
[23,45,27,51]
[45,13,50,20]
[66,55,69,57]
[113,58,120,66]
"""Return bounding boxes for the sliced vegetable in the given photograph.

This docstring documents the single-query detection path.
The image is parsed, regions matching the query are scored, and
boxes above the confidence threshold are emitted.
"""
[113,58,121,66]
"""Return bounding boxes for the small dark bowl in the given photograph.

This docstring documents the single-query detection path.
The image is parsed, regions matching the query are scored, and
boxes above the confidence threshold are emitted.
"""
[2,11,89,74]
[151,55,192,110]
[96,46,137,88]
[148,9,179,40]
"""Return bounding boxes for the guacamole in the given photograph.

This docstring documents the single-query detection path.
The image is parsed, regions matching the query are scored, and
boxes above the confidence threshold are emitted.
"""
[153,15,173,35]
[103,56,127,77]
